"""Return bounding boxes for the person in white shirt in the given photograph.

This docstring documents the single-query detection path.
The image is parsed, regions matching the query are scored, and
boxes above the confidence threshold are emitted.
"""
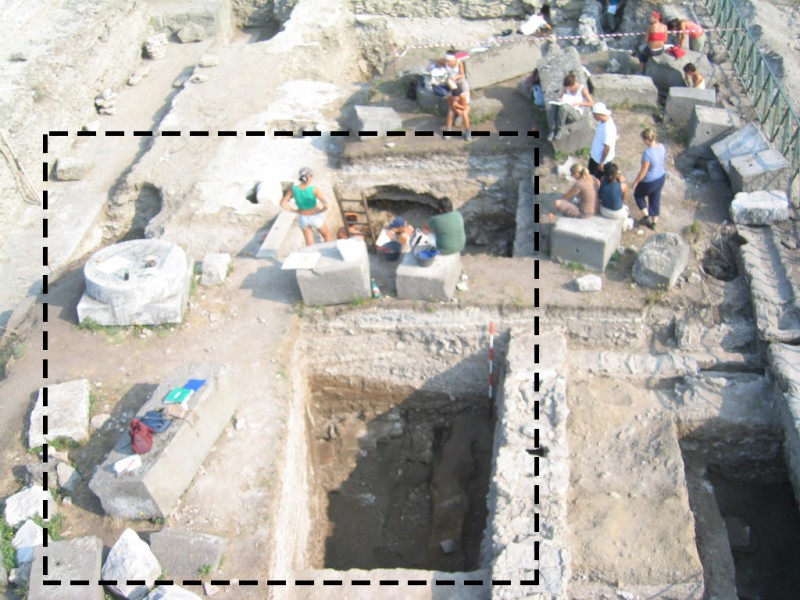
[547,72,594,141]
[588,103,617,179]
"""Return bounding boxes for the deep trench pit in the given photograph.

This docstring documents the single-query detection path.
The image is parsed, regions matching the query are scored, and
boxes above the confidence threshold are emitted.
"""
[307,379,495,572]
[682,440,800,599]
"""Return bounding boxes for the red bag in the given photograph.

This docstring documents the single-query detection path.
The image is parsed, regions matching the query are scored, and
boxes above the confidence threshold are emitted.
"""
[129,419,154,454]
[667,46,686,59]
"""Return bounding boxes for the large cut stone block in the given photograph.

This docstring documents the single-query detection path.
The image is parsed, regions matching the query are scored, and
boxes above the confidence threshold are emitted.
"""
[591,74,659,108]
[89,364,233,519]
[28,378,90,448]
[3,486,57,527]
[730,190,789,225]
[77,239,191,326]
[466,37,544,90]
[711,123,771,175]
[646,50,713,94]
[150,529,226,578]
[551,216,623,272]
[665,87,716,127]
[688,106,741,157]
[352,105,402,139]
[27,537,104,600]
[415,82,448,115]
[256,210,297,258]
[551,116,596,154]
[633,232,689,289]
[102,529,161,600]
[539,45,586,126]
[396,251,462,301]
[730,148,792,194]
[295,240,371,306]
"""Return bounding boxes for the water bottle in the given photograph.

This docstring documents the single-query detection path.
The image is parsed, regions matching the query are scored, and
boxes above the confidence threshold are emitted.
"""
[371,278,381,299]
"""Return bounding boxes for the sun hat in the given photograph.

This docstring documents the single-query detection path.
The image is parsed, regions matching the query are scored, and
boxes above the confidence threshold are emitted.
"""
[592,102,612,116]
[388,217,406,229]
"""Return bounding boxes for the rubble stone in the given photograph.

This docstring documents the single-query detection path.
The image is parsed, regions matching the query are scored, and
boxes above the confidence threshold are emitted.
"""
[144,33,168,60]
[56,462,81,492]
[3,486,57,527]
[575,274,602,292]
[101,528,161,600]
[177,22,207,43]
[55,157,90,181]
[200,253,231,287]
[29,378,90,447]
[12,520,45,564]
[633,232,689,289]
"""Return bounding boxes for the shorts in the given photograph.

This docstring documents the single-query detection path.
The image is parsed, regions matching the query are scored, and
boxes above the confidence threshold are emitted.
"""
[299,213,326,229]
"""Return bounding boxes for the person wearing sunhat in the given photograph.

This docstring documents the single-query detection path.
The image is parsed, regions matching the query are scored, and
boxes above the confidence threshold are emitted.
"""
[588,102,617,179]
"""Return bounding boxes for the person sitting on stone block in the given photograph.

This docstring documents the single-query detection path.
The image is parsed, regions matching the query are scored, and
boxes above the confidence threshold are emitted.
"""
[385,216,415,252]
[683,63,706,89]
[422,197,466,255]
[638,10,668,73]
[553,164,600,219]
[547,72,594,142]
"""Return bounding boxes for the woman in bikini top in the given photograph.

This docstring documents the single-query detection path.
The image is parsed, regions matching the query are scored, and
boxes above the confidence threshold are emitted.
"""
[645,11,668,50]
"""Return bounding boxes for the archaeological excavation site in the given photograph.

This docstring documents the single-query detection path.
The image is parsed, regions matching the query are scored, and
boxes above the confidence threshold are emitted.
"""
[1,0,799,598]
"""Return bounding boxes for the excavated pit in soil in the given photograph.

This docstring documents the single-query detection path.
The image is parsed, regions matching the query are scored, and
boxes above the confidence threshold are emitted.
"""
[307,379,495,572]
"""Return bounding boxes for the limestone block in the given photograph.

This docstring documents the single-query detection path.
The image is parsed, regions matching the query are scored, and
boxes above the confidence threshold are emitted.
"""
[89,364,233,519]
[415,82,448,115]
[396,251,462,301]
[539,45,586,121]
[145,586,203,600]
[256,210,297,258]
[633,232,689,289]
[711,123,771,175]
[470,97,503,122]
[255,179,283,206]
[295,240,371,306]
[575,274,602,292]
[55,157,90,181]
[149,529,226,578]
[665,87,716,127]
[200,253,231,286]
[12,520,45,564]
[197,54,219,68]
[56,462,81,492]
[646,49,713,93]
[466,37,543,90]
[591,74,658,108]
[144,33,168,60]
[77,239,191,327]
[4,486,57,527]
[729,148,792,194]
[102,529,161,600]
[551,216,623,272]
[177,22,207,43]
[352,105,402,139]
[28,378,90,447]
[27,537,104,600]
[730,190,789,225]
[688,105,741,157]
[551,116,596,154]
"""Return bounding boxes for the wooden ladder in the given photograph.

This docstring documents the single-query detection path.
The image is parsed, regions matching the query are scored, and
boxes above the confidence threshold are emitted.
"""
[334,188,378,252]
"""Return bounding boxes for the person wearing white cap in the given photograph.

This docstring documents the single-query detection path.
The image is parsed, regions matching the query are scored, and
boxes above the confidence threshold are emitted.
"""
[588,102,617,179]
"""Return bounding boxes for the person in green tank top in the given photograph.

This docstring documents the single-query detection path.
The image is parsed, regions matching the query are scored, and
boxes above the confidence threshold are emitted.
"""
[422,197,466,255]
[280,167,334,246]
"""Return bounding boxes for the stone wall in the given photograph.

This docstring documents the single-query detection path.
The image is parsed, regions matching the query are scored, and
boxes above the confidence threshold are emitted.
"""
[231,0,298,27]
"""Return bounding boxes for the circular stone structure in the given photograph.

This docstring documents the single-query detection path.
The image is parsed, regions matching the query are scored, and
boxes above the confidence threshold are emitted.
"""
[77,239,191,326]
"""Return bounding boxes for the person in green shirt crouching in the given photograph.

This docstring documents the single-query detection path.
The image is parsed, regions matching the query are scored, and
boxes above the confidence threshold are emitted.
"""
[422,197,466,255]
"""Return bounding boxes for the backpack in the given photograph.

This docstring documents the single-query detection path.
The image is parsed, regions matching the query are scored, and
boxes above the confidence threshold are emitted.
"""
[130,419,154,454]
[140,410,172,433]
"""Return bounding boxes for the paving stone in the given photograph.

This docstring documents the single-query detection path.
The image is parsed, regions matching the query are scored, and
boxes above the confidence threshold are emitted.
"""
[688,105,741,157]
[352,105,402,139]
[633,232,689,289]
[466,37,543,90]
[551,216,623,272]
[295,240,371,306]
[665,87,716,127]
[3,486,57,527]
[396,251,462,301]
[77,239,192,327]
[149,529,226,578]
[27,536,103,600]
[102,528,161,600]
[711,123,771,175]
[12,519,45,564]
[591,74,658,108]
[55,157,90,181]
[646,49,713,94]
[177,22,207,43]
[28,378,90,448]
[56,462,81,492]
[730,190,789,225]
[575,274,602,292]
[729,148,792,194]
[200,253,231,287]
[89,364,232,519]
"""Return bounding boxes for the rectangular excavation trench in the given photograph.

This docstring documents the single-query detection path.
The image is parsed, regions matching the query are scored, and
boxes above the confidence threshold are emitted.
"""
[682,432,800,599]
[306,378,496,572]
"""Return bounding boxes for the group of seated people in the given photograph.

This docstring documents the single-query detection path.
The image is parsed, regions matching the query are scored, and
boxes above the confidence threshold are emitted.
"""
[382,198,466,256]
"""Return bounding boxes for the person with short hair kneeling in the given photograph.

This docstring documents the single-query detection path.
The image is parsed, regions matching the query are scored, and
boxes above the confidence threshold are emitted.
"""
[422,197,466,255]
[553,164,599,218]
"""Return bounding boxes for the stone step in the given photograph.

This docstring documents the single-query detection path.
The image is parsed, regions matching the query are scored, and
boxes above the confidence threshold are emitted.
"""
[513,176,535,258]
[737,226,800,343]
